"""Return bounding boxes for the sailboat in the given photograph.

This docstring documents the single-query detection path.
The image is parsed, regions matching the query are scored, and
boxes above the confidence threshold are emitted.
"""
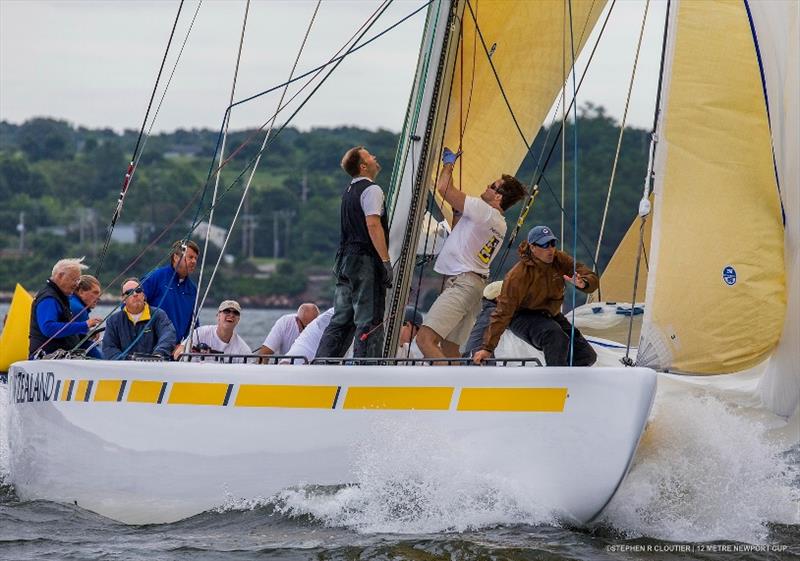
[5,0,797,526]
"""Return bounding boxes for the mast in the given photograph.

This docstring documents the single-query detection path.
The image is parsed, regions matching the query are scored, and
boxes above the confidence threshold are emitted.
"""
[383,0,465,356]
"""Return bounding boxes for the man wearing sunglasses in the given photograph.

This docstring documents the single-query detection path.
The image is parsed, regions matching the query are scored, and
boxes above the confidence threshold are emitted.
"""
[473,225,599,367]
[102,278,176,360]
[416,148,526,361]
[173,300,252,362]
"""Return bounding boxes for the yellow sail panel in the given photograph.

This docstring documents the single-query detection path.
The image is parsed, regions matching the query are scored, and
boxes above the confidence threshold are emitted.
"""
[434,0,606,215]
[591,198,653,304]
[639,0,786,374]
[0,284,33,370]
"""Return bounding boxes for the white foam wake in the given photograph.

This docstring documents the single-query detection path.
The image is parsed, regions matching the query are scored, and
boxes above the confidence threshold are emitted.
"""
[600,392,799,542]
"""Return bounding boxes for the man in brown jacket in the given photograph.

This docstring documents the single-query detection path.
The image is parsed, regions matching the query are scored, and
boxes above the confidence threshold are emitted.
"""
[472,225,599,366]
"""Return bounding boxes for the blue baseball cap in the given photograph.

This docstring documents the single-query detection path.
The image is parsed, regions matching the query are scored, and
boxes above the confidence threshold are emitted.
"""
[403,306,424,327]
[527,225,557,246]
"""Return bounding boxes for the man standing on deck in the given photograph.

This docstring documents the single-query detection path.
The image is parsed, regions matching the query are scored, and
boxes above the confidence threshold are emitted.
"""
[316,146,392,358]
[416,148,526,360]
[141,239,199,343]
[257,303,320,357]
[69,274,103,359]
[472,225,599,366]
[29,258,102,358]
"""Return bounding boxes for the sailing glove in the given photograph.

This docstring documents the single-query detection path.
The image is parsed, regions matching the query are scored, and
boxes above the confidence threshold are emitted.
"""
[442,147,461,166]
[382,260,394,289]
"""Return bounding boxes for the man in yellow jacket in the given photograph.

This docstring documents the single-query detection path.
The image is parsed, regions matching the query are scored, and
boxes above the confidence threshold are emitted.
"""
[473,225,599,366]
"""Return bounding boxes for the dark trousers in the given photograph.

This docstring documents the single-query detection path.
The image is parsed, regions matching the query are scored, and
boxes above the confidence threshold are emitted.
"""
[317,253,386,358]
[463,298,497,357]
[509,310,597,366]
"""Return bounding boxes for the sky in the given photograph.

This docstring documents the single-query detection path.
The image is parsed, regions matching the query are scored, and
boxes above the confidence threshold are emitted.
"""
[0,0,668,134]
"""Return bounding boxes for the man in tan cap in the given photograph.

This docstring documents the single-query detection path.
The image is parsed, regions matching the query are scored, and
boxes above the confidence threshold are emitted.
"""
[173,299,252,361]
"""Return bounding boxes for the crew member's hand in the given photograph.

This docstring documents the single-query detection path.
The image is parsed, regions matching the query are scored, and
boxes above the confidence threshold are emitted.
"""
[87,317,102,329]
[382,260,394,289]
[442,147,462,166]
[472,349,492,364]
[563,273,586,289]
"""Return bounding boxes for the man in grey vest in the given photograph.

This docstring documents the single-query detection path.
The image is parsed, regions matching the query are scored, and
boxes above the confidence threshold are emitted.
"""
[317,146,392,358]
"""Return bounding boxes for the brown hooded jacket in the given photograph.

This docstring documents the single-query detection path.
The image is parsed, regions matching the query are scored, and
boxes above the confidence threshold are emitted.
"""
[480,241,598,352]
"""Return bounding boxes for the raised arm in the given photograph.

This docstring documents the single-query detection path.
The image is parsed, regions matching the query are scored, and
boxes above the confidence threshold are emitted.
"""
[436,148,466,215]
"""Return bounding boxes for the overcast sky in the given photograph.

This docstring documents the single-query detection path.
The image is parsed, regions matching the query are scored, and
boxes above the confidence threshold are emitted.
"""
[1,0,667,134]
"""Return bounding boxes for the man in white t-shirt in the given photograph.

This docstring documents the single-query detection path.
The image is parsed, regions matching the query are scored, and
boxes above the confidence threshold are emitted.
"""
[282,305,423,363]
[173,299,252,362]
[416,148,526,360]
[257,303,320,357]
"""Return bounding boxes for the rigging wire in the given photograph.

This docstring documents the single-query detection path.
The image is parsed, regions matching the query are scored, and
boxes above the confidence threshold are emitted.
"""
[113,0,399,360]
[94,0,187,279]
[62,0,418,358]
[465,0,616,277]
[194,0,322,320]
[592,0,650,280]
[188,0,251,353]
[624,0,671,365]
[567,0,579,367]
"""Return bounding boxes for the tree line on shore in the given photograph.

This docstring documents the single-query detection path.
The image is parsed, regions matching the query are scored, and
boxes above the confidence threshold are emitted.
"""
[0,105,649,307]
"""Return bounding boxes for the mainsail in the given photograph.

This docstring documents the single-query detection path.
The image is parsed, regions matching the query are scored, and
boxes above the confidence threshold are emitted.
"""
[637,0,787,374]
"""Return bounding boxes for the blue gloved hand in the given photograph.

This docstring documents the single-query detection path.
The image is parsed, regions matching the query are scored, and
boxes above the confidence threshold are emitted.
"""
[442,147,461,166]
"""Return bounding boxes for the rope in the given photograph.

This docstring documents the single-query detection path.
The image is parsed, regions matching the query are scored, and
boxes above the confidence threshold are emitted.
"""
[194,0,321,320]
[568,0,579,367]
[623,0,670,365]
[481,0,616,276]
[62,0,417,359]
[95,0,188,278]
[189,0,251,353]
[592,0,650,275]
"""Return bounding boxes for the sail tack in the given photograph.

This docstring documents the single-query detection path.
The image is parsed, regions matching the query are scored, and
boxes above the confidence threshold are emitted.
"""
[638,0,787,374]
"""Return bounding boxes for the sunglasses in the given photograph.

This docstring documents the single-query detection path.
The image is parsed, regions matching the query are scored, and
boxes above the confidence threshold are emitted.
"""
[220,309,240,316]
[534,240,557,248]
[123,287,143,297]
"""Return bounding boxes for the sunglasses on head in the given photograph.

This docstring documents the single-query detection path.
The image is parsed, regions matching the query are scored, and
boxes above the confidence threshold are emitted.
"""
[220,308,240,316]
[123,287,143,297]
[535,240,556,248]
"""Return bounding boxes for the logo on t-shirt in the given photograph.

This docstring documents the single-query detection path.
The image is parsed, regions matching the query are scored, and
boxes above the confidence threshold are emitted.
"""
[478,235,500,264]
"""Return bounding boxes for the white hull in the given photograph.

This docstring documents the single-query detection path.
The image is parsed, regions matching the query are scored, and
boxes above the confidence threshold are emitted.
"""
[7,360,656,524]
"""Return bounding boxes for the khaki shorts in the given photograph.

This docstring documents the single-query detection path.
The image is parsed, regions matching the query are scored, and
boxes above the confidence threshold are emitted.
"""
[423,272,485,347]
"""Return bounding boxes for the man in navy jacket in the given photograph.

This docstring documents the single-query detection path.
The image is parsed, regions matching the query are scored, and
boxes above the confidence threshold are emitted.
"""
[103,278,176,360]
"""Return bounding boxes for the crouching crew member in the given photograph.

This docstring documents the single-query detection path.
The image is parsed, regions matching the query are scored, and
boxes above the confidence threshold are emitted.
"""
[473,225,599,367]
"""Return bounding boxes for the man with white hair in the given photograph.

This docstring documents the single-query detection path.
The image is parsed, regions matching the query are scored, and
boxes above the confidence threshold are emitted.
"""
[257,302,320,357]
[173,299,252,362]
[29,257,102,358]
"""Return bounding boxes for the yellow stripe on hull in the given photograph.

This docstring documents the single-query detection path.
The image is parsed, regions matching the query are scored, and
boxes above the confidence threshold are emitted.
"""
[235,384,338,408]
[168,382,229,406]
[343,386,453,410]
[457,388,568,412]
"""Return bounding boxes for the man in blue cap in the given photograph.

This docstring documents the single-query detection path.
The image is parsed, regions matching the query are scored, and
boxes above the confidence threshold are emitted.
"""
[472,225,599,366]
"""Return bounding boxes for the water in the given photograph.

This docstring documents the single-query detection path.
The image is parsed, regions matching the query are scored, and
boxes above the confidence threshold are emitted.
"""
[1,305,798,559]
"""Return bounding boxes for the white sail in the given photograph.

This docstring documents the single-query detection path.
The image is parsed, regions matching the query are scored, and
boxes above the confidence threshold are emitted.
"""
[748,0,800,417]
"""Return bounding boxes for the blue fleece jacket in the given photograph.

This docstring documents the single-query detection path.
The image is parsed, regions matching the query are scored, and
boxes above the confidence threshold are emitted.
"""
[68,294,102,359]
[140,265,197,341]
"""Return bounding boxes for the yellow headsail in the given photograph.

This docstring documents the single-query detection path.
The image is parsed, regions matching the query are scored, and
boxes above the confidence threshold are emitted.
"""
[0,284,33,371]
[434,0,606,214]
[638,0,786,374]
